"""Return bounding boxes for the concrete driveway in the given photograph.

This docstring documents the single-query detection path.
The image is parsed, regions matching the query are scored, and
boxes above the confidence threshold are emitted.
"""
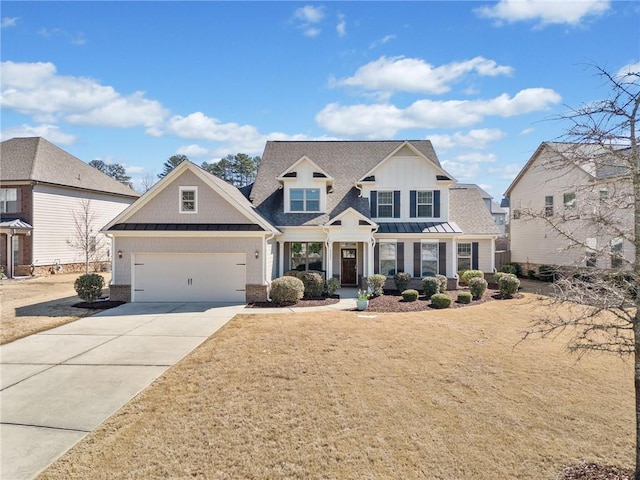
[0,302,245,480]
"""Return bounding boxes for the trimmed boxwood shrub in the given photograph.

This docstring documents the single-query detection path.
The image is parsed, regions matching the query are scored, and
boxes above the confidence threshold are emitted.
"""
[460,270,484,286]
[500,262,522,277]
[394,272,411,292]
[325,277,340,296]
[457,292,472,304]
[270,276,304,304]
[498,275,520,298]
[298,271,325,299]
[74,273,104,303]
[401,289,419,302]
[538,264,557,283]
[367,274,387,297]
[468,277,488,299]
[430,293,451,309]
[436,274,448,292]
[422,277,440,297]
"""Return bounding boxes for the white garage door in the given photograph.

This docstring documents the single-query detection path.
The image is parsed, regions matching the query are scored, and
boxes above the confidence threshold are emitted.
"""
[132,253,246,302]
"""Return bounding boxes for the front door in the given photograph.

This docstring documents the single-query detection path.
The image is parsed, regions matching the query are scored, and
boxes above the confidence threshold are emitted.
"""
[341,248,357,286]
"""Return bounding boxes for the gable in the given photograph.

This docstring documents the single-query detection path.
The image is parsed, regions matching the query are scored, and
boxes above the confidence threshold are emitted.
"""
[126,169,251,224]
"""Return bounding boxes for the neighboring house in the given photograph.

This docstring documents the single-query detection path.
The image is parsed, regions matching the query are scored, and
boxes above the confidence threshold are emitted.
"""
[505,141,633,272]
[452,184,507,236]
[105,140,498,303]
[0,137,139,277]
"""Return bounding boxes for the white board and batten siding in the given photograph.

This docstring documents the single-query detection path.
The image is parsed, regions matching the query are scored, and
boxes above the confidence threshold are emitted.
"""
[31,184,133,266]
[132,253,246,302]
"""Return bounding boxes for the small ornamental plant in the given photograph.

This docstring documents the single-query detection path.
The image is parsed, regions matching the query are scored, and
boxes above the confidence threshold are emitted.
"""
[325,277,340,297]
[401,289,419,302]
[357,289,371,301]
[457,292,473,304]
[367,274,387,297]
[430,293,451,309]
[436,274,448,292]
[499,275,520,298]
[468,277,488,300]
[270,276,304,304]
[460,270,484,286]
[74,274,104,303]
[422,277,440,297]
[394,272,411,292]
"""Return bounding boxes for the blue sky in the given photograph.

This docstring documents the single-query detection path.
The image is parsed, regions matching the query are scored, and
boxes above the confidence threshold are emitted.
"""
[1,1,638,198]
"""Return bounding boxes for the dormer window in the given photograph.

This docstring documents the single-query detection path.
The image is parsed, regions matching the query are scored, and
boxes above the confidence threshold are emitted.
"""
[180,186,197,213]
[290,188,320,212]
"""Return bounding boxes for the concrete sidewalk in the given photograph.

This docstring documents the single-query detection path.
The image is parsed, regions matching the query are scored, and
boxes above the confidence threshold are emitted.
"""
[0,302,244,480]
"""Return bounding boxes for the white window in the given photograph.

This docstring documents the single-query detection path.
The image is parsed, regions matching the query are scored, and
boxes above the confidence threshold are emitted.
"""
[290,188,320,212]
[457,243,472,272]
[379,242,396,277]
[416,191,433,217]
[377,191,394,218]
[179,186,197,213]
[599,188,609,204]
[611,237,623,268]
[585,238,597,267]
[544,196,554,217]
[421,242,438,277]
[1,188,18,213]
[563,192,576,210]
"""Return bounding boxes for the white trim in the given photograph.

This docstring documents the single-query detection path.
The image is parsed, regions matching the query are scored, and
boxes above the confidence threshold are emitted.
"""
[277,155,334,183]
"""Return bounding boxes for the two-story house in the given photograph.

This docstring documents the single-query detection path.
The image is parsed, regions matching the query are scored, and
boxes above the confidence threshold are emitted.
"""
[104,140,499,303]
[505,141,634,273]
[0,137,139,277]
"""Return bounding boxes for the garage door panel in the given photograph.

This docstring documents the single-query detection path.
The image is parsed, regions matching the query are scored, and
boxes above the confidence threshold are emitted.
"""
[133,253,246,302]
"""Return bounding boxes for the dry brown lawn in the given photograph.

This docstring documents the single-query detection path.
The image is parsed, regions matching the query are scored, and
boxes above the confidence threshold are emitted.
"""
[40,295,634,480]
[0,272,110,344]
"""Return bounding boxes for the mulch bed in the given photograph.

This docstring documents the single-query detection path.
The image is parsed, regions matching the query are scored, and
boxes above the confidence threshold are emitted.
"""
[247,296,340,308]
[560,463,634,480]
[72,300,125,310]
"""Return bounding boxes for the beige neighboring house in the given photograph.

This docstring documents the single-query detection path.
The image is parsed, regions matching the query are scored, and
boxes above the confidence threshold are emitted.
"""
[104,140,499,303]
[505,141,633,272]
[0,137,139,277]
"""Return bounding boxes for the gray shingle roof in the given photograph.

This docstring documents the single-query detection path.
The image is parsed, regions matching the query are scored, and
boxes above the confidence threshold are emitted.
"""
[449,186,500,235]
[251,140,441,226]
[1,137,139,198]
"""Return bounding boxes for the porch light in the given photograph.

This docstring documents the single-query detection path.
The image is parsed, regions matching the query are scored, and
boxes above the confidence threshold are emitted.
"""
[255,250,259,259]
[117,250,123,259]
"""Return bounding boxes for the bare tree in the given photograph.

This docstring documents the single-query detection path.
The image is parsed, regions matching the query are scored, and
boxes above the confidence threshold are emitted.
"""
[519,65,639,476]
[140,173,155,193]
[66,198,109,274]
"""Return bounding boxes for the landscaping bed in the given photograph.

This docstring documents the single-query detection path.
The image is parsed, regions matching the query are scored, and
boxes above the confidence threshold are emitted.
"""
[247,296,340,308]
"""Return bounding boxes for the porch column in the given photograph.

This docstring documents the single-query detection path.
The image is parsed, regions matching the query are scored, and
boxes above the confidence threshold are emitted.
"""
[362,241,369,278]
[5,233,12,278]
[368,239,375,280]
[447,238,456,277]
[278,241,285,278]
[325,241,333,279]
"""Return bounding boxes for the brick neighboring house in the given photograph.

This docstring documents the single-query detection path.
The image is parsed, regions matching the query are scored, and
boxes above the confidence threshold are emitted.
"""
[505,141,634,273]
[0,137,139,277]
[104,140,499,303]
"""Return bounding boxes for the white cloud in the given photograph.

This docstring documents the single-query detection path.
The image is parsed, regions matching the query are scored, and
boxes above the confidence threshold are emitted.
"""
[476,0,610,27]
[0,123,77,144]
[336,13,346,37]
[294,5,325,37]
[369,35,396,49]
[429,128,507,151]
[333,56,513,95]
[519,127,535,136]
[125,166,145,174]
[441,160,482,182]
[316,88,561,137]
[176,144,209,157]
[1,17,18,28]
[617,61,640,79]
[0,61,168,128]
[488,163,523,182]
[38,27,86,45]
[454,152,497,163]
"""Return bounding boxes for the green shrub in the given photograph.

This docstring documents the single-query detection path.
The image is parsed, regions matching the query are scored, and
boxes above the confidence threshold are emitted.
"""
[298,271,325,299]
[436,274,448,292]
[460,270,484,285]
[394,272,411,292]
[468,277,488,299]
[325,277,340,296]
[527,269,537,279]
[538,265,557,283]
[422,276,440,297]
[500,262,522,277]
[284,270,303,279]
[430,293,451,309]
[401,289,419,302]
[367,274,387,297]
[457,292,472,304]
[498,275,520,298]
[270,276,304,304]
[74,274,104,303]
